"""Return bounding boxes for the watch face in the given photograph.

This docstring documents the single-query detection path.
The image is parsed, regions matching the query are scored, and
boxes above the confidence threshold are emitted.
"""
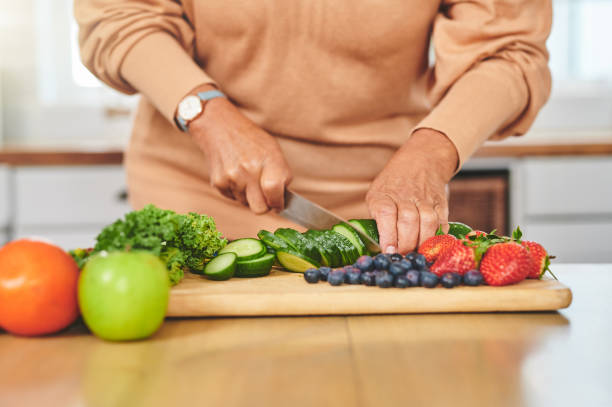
[178,95,203,121]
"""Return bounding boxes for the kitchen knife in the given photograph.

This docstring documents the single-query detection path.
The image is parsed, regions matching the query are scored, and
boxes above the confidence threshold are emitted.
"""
[280,189,381,253]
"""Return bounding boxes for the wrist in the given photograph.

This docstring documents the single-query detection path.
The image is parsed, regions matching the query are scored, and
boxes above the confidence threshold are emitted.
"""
[401,128,459,180]
[174,83,224,132]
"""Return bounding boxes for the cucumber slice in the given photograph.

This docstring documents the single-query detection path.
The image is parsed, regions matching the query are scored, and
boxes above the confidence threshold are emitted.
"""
[274,228,321,263]
[203,253,237,281]
[257,230,288,251]
[304,230,343,268]
[325,230,359,265]
[448,222,472,238]
[235,253,275,278]
[276,249,321,273]
[348,219,380,254]
[218,238,266,261]
[332,222,367,257]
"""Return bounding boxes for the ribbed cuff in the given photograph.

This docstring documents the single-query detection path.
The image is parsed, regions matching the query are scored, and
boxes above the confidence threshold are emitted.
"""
[414,59,529,170]
[121,31,217,127]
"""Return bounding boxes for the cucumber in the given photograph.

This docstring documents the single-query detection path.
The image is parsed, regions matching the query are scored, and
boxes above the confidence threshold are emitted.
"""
[218,238,266,261]
[325,230,359,265]
[332,222,367,257]
[257,230,288,251]
[448,222,472,238]
[276,249,321,273]
[348,219,380,254]
[303,230,343,268]
[203,252,237,281]
[235,253,275,278]
[274,228,321,263]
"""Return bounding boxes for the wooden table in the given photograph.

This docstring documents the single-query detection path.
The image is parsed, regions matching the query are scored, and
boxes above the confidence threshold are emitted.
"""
[1,264,610,407]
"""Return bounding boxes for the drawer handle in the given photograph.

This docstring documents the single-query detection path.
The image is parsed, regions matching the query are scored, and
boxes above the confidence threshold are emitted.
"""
[116,189,128,202]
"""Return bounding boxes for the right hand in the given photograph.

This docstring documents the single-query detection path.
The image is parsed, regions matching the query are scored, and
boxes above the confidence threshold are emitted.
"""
[188,90,292,214]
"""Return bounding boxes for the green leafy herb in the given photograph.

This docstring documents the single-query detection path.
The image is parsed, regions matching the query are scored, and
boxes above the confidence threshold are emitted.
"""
[74,204,227,285]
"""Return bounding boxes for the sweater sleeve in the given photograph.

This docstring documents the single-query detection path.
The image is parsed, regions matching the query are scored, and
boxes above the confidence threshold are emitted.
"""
[414,0,552,168]
[74,0,216,124]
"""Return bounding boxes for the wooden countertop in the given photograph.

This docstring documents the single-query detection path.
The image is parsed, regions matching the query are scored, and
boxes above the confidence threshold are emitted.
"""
[0,264,610,407]
[1,143,611,166]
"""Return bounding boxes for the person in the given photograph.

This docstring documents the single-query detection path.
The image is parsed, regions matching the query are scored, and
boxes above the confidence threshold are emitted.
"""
[75,0,551,254]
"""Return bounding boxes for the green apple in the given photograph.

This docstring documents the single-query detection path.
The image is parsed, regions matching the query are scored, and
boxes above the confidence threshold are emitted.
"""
[78,251,169,341]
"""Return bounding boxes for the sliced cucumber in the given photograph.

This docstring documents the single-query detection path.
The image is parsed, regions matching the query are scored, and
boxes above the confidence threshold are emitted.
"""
[235,253,275,278]
[276,249,321,273]
[203,253,236,281]
[325,230,359,265]
[218,238,266,261]
[274,228,321,263]
[304,229,343,268]
[332,222,367,257]
[257,230,288,251]
[448,222,472,238]
[348,219,380,254]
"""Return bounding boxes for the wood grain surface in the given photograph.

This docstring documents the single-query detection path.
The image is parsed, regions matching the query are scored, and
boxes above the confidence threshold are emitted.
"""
[167,270,572,317]
[0,265,610,407]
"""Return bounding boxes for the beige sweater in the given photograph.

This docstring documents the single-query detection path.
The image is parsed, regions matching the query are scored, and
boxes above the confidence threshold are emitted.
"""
[75,0,551,238]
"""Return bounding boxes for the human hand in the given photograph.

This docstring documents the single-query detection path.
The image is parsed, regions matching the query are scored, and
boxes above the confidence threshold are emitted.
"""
[188,87,292,214]
[366,129,458,254]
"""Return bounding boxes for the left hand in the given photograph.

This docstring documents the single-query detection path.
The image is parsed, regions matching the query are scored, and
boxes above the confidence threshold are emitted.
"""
[366,128,459,254]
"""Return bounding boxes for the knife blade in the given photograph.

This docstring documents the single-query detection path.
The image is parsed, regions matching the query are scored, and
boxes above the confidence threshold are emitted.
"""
[280,189,381,253]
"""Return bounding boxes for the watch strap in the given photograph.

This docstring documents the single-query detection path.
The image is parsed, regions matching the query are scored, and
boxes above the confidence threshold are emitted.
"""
[177,89,226,132]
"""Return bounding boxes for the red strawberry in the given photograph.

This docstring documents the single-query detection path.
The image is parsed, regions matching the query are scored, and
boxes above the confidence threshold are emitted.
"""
[521,241,550,279]
[418,234,457,263]
[466,230,487,238]
[479,242,531,286]
[430,240,477,277]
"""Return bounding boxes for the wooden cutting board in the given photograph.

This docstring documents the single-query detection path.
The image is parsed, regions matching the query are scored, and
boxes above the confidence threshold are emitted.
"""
[167,269,572,316]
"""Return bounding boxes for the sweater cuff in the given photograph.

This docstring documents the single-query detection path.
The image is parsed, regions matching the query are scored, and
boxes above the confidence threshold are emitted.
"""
[414,59,529,170]
[121,32,217,127]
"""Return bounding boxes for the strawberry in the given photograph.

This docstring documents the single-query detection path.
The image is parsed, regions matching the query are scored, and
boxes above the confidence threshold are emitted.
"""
[521,241,550,279]
[479,242,531,286]
[430,240,477,277]
[418,234,457,263]
[466,230,487,238]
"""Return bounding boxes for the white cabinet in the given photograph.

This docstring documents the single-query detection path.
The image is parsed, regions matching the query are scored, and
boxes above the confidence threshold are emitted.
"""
[512,157,612,262]
[7,165,132,250]
[0,165,9,227]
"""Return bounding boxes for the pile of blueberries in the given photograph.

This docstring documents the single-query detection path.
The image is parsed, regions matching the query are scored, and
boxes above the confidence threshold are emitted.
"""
[303,253,484,289]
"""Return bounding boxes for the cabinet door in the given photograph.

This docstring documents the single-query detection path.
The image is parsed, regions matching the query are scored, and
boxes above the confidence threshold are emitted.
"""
[14,166,131,227]
[0,165,9,228]
[448,172,508,235]
[14,226,103,251]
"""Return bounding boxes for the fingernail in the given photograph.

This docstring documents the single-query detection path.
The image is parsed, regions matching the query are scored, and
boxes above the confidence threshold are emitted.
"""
[385,246,396,254]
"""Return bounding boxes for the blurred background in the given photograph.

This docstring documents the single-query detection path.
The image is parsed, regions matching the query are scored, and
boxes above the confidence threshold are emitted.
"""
[1,0,611,261]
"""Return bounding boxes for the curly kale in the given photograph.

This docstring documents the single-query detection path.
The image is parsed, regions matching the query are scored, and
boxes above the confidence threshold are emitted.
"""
[85,204,227,285]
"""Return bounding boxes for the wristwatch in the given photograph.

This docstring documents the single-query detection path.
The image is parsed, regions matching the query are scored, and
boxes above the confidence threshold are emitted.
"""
[175,89,226,132]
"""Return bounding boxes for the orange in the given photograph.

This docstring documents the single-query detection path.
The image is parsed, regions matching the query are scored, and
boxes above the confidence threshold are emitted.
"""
[0,239,80,336]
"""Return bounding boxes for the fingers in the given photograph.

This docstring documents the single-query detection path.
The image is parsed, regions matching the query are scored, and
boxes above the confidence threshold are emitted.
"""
[434,199,450,234]
[396,202,419,254]
[415,202,439,247]
[368,196,398,254]
[261,160,292,211]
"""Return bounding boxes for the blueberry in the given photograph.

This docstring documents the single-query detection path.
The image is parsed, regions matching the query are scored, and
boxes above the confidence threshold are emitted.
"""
[420,271,439,288]
[346,270,362,284]
[440,272,461,288]
[389,253,403,262]
[355,255,374,272]
[361,271,376,286]
[328,271,345,286]
[405,269,421,287]
[318,267,332,282]
[304,268,320,284]
[373,254,390,270]
[394,275,409,288]
[463,269,484,286]
[398,259,413,272]
[376,272,394,288]
[389,263,405,277]
[405,252,417,262]
[413,254,427,270]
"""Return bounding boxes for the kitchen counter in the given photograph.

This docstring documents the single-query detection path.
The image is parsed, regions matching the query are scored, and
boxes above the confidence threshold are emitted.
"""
[0,143,611,166]
[0,264,610,407]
